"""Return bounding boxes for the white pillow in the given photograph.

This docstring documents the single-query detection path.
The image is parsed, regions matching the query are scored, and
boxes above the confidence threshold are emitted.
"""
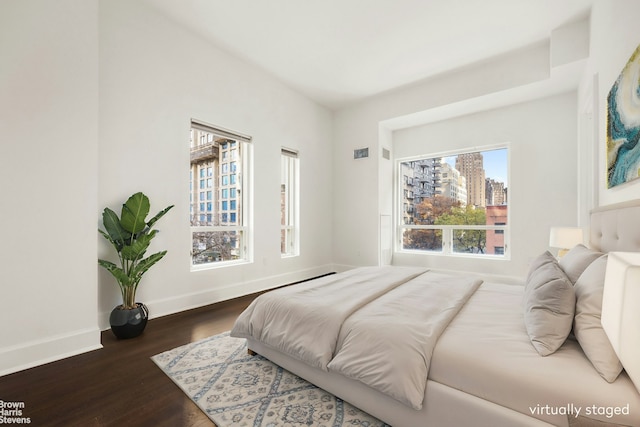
[559,244,603,284]
[573,254,623,382]
[524,252,576,356]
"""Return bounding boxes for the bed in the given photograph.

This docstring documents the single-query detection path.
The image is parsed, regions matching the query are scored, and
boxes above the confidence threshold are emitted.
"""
[231,201,640,427]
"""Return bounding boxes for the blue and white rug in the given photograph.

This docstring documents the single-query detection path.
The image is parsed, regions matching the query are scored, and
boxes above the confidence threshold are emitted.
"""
[151,332,390,427]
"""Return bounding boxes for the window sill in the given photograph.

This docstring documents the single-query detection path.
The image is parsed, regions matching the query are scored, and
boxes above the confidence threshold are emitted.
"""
[190,258,252,272]
[396,249,510,261]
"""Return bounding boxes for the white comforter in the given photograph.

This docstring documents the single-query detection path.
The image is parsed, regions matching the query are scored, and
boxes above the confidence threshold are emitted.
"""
[231,266,482,410]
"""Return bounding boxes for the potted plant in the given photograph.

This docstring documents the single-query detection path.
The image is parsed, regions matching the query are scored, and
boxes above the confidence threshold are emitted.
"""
[98,192,173,339]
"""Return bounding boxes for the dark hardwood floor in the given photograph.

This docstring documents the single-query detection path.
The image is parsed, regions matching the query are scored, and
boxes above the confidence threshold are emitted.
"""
[0,293,258,427]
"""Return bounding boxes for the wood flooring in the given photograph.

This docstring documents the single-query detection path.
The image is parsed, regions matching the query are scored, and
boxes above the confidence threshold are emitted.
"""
[0,293,258,427]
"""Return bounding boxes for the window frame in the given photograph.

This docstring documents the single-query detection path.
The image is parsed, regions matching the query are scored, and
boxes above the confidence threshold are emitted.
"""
[190,120,253,271]
[395,143,510,260]
[281,148,300,257]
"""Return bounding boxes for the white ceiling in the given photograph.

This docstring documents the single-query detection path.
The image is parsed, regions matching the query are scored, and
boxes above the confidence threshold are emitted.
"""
[142,0,593,110]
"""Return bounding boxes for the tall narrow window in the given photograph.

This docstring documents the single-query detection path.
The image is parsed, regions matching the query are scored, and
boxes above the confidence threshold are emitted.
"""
[398,146,509,258]
[190,120,252,268]
[281,148,299,257]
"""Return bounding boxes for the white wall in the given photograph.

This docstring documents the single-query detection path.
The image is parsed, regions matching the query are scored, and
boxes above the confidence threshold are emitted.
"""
[582,0,640,207]
[0,0,333,376]
[392,93,578,277]
[98,1,334,327]
[332,39,582,276]
[3,0,639,378]
[332,1,640,276]
[0,0,101,375]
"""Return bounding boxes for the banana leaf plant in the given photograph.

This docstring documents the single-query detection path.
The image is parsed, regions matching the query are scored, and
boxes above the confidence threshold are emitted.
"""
[98,192,174,309]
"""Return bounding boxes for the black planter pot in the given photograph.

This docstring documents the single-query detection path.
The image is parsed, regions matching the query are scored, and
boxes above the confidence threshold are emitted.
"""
[109,303,149,339]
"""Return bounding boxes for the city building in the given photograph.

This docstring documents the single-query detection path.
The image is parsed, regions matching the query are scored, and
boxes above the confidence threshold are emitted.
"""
[486,178,507,206]
[401,161,417,224]
[440,161,467,206]
[190,126,242,264]
[456,152,486,207]
[400,158,442,223]
[485,205,508,255]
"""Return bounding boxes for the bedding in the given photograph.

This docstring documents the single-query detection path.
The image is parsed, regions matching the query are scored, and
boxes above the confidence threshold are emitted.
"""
[431,281,640,426]
[231,263,640,427]
[326,272,481,409]
[231,265,427,370]
[231,267,480,410]
[523,251,576,356]
[572,254,623,383]
[230,200,640,427]
[559,244,603,284]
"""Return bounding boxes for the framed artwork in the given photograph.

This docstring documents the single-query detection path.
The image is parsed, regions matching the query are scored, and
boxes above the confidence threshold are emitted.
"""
[607,44,640,188]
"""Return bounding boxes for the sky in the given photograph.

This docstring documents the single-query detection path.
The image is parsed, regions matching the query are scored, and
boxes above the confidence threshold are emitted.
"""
[444,148,508,187]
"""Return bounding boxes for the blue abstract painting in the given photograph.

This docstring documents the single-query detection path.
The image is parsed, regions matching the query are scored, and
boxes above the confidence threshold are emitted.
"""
[607,44,640,188]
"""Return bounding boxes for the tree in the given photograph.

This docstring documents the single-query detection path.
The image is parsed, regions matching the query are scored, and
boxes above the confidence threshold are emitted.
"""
[403,195,461,251]
[415,195,461,225]
[403,228,441,251]
[436,205,487,253]
[190,214,238,264]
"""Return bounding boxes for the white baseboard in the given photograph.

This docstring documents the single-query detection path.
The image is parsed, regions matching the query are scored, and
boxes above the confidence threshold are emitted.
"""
[2,266,338,376]
[99,264,336,330]
[0,327,102,377]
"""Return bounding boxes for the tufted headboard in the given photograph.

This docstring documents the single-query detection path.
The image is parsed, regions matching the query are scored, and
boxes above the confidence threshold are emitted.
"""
[590,200,640,253]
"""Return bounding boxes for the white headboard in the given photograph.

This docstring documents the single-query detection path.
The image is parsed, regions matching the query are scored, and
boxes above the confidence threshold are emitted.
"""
[594,200,640,395]
[590,200,640,253]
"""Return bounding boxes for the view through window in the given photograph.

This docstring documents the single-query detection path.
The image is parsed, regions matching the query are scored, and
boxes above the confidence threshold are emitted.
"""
[399,147,508,256]
[281,148,299,257]
[190,121,251,267]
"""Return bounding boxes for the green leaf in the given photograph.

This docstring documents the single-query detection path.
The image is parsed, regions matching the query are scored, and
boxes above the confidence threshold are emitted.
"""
[147,205,174,229]
[130,251,167,283]
[120,231,156,261]
[120,192,150,234]
[98,259,131,287]
[98,192,172,304]
[102,208,130,246]
[98,229,115,245]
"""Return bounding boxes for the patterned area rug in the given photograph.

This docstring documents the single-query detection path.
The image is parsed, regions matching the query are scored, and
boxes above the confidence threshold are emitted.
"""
[151,332,390,427]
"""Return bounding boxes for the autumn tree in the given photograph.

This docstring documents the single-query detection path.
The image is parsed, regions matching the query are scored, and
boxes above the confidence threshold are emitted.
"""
[403,195,461,251]
[415,195,461,224]
[436,205,487,253]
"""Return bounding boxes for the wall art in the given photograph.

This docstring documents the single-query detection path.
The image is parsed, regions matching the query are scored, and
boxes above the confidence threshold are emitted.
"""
[607,44,640,188]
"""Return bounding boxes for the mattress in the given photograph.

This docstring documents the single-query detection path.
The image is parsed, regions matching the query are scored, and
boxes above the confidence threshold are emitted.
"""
[237,270,640,426]
[430,282,640,426]
[247,337,557,427]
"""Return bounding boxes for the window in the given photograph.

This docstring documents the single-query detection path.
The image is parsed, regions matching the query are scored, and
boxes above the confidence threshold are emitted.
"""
[190,120,252,268]
[281,148,299,257]
[398,146,508,257]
